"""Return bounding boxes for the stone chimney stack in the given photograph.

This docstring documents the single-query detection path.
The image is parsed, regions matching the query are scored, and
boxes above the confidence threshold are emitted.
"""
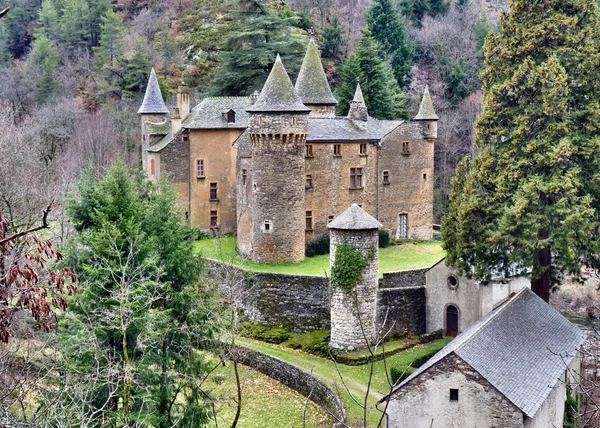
[348,82,368,126]
[328,204,382,350]
[171,107,182,135]
[177,83,190,121]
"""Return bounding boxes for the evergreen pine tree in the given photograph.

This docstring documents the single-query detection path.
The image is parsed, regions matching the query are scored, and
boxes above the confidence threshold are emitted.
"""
[59,0,91,51]
[122,37,151,96]
[322,15,346,64]
[399,0,430,25]
[36,0,60,41]
[365,0,413,87]
[442,0,600,302]
[336,29,409,120]
[429,0,449,16]
[31,34,60,102]
[94,9,124,67]
[87,0,111,46]
[0,21,10,66]
[208,0,307,96]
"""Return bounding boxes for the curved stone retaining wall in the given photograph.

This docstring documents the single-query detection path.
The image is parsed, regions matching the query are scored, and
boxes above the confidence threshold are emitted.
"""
[234,346,346,424]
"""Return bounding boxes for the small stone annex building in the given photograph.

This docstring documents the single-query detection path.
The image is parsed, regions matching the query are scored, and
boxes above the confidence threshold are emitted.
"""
[379,288,587,428]
[138,40,438,263]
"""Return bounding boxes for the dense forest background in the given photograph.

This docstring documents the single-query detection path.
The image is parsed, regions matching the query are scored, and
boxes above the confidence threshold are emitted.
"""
[0,0,506,231]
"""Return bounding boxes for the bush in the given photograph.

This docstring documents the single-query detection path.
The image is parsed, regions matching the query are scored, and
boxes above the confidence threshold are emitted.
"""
[379,229,390,248]
[390,366,416,385]
[419,329,443,343]
[248,325,291,344]
[306,234,330,257]
[331,240,368,291]
[283,330,331,357]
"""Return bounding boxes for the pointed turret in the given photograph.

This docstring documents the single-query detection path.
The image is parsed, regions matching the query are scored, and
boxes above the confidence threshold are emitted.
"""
[247,54,310,113]
[295,39,337,117]
[138,68,169,114]
[348,82,368,123]
[414,85,438,139]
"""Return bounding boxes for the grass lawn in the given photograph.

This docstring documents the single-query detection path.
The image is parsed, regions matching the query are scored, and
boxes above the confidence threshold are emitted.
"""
[237,337,451,427]
[195,237,445,277]
[205,356,332,427]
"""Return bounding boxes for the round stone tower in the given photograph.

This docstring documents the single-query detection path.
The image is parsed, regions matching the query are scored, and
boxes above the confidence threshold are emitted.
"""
[138,68,169,173]
[414,85,439,140]
[245,54,311,264]
[328,204,382,350]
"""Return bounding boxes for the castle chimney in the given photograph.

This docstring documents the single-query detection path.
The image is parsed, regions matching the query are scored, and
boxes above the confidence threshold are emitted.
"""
[251,90,260,105]
[348,82,368,125]
[177,83,190,121]
[171,107,182,135]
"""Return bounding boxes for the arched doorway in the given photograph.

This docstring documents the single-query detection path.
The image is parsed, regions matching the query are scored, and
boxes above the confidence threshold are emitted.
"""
[446,305,459,337]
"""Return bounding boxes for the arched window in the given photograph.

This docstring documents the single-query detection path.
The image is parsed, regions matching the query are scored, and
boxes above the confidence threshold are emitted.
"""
[446,305,459,337]
[227,110,235,123]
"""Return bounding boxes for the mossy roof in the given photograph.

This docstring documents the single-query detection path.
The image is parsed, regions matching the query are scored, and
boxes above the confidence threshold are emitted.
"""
[308,117,401,142]
[328,203,382,230]
[295,39,337,106]
[183,97,251,129]
[138,68,169,114]
[144,119,170,135]
[413,85,439,121]
[247,54,310,113]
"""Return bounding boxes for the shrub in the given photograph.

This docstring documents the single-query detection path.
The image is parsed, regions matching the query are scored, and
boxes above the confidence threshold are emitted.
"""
[249,325,291,344]
[419,329,443,343]
[331,240,368,291]
[306,234,330,257]
[390,366,416,385]
[379,229,390,248]
[301,330,331,357]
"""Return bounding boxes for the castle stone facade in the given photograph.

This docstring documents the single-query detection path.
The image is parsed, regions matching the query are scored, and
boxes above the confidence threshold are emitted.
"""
[139,39,438,263]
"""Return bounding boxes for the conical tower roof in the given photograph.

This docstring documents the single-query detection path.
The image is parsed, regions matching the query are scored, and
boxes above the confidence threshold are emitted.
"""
[348,82,368,121]
[328,204,382,230]
[138,68,169,114]
[414,85,438,120]
[295,39,337,105]
[247,55,310,113]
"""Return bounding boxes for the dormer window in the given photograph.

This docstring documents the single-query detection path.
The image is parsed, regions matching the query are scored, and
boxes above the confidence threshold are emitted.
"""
[225,109,235,123]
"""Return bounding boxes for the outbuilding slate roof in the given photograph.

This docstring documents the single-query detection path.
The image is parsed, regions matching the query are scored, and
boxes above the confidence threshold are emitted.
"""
[138,68,170,114]
[307,117,402,142]
[382,288,587,418]
[413,85,438,121]
[183,97,251,129]
[295,39,337,106]
[247,54,310,113]
[328,204,382,230]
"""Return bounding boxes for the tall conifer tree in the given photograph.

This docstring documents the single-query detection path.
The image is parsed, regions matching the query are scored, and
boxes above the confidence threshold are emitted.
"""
[322,15,346,64]
[442,0,600,302]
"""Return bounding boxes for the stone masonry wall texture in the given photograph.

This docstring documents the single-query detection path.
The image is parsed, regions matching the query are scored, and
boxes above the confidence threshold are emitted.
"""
[386,353,523,428]
[329,228,379,350]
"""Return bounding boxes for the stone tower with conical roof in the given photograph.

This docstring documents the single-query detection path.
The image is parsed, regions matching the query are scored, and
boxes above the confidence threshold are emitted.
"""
[243,55,311,263]
[295,39,337,118]
[414,85,439,140]
[348,82,368,124]
[138,68,169,172]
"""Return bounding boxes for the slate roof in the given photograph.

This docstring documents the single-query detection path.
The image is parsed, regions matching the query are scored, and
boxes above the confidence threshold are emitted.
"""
[328,204,382,230]
[413,85,438,121]
[183,97,251,129]
[145,119,170,135]
[138,68,169,114]
[295,39,337,106]
[382,288,587,418]
[307,117,402,142]
[147,131,177,153]
[247,54,310,113]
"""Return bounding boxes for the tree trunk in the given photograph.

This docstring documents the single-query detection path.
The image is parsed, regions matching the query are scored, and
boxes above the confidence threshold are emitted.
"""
[531,228,551,303]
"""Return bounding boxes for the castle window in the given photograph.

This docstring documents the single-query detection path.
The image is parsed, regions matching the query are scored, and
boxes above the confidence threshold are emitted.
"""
[450,389,459,401]
[360,143,367,155]
[210,210,218,228]
[292,117,297,125]
[423,173,427,180]
[398,213,408,239]
[226,110,235,123]
[183,132,190,143]
[263,220,272,233]
[305,144,314,158]
[242,169,247,185]
[150,159,155,175]
[306,174,313,189]
[196,159,205,178]
[383,170,390,185]
[447,275,459,290]
[210,182,218,200]
[305,211,313,231]
[328,215,334,224]
[333,144,341,156]
[402,141,410,155]
[350,167,363,188]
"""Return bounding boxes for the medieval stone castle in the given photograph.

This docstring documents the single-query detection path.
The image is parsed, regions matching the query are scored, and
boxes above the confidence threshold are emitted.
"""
[138,39,438,264]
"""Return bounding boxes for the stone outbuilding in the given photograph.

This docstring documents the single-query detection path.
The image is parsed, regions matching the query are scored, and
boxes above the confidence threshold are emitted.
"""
[379,288,587,428]
[328,204,382,350]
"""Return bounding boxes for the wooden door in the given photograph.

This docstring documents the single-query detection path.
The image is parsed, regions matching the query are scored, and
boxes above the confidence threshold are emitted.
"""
[446,305,459,337]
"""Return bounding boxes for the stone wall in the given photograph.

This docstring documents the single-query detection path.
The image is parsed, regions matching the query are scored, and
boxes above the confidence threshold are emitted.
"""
[208,260,426,335]
[385,353,523,428]
[380,268,427,289]
[234,346,345,423]
[158,132,190,216]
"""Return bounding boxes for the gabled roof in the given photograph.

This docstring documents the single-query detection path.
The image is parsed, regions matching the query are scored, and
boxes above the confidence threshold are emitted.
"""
[295,39,337,106]
[183,97,251,129]
[382,288,587,418]
[247,54,310,113]
[413,85,438,121]
[328,204,382,230]
[138,68,169,114]
[307,117,402,142]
